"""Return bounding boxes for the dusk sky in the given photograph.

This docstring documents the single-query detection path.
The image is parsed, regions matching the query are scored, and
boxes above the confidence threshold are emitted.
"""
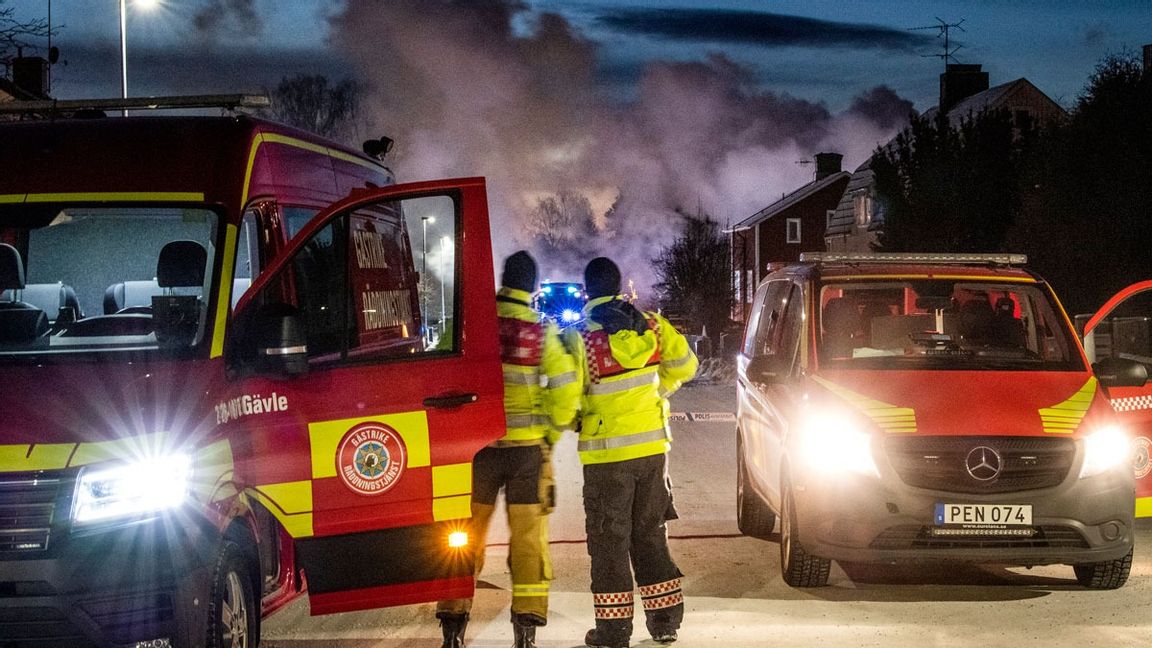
[8,0,1151,284]
[14,1,1151,111]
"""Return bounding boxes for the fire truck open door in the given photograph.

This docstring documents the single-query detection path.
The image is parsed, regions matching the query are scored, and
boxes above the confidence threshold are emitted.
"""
[227,177,504,614]
[1082,280,1152,516]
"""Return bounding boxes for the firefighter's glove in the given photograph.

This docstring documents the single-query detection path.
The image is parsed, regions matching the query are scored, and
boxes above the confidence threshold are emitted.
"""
[590,300,649,335]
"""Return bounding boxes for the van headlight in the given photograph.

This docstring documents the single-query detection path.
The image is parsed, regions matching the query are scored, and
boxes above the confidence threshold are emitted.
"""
[799,413,879,477]
[74,454,193,524]
[1080,426,1131,478]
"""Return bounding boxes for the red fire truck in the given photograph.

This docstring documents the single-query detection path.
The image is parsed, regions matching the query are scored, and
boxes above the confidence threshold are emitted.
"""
[0,96,504,646]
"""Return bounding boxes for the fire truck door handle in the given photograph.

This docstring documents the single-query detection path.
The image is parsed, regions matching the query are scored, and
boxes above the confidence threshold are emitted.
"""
[423,392,479,409]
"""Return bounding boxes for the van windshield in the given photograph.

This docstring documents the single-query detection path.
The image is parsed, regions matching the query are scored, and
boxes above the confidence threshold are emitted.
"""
[0,206,219,361]
[817,279,1083,371]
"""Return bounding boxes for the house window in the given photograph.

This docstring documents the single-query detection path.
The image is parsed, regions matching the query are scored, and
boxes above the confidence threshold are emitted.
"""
[786,218,801,244]
[853,191,872,227]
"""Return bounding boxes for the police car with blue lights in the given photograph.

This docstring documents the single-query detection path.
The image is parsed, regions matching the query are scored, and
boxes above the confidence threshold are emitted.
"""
[533,282,587,326]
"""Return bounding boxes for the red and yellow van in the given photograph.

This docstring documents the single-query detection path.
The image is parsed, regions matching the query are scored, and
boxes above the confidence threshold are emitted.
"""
[0,99,505,646]
[736,253,1143,589]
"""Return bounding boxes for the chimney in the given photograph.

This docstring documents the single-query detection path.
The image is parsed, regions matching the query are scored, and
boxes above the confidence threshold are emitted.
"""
[939,63,989,113]
[13,57,49,97]
[1144,44,1151,73]
[814,152,843,181]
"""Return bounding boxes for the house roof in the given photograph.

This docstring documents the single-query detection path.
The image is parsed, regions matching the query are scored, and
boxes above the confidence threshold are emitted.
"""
[920,78,1066,125]
[733,170,851,231]
[823,76,1067,240]
[825,158,876,236]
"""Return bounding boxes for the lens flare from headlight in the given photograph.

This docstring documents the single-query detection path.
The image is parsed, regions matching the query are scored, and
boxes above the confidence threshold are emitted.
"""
[74,454,192,524]
[1080,425,1131,478]
[561,309,581,323]
[448,531,468,548]
[799,413,879,477]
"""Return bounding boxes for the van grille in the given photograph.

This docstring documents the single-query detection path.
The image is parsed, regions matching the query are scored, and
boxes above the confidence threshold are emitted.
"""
[0,475,65,554]
[870,524,1089,550]
[885,436,1075,494]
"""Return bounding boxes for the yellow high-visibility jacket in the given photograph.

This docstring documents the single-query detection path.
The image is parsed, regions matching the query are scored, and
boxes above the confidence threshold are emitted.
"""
[563,295,699,464]
[496,287,580,445]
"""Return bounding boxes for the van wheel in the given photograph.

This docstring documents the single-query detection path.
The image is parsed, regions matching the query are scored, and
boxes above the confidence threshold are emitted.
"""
[779,480,830,587]
[206,541,258,648]
[1072,549,1133,589]
[736,432,776,538]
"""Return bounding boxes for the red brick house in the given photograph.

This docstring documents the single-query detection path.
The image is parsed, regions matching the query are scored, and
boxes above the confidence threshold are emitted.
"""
[730,152,849,321]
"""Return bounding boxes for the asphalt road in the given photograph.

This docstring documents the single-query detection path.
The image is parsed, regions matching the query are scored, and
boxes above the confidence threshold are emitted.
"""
[262,381,1152,647]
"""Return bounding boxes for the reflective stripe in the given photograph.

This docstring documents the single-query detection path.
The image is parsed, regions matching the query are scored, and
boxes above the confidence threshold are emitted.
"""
[662,352,694,369]
[587,371,657,395]
[548,371,577,388]
[578,427,667,452]
[594,591,634,619]
[506,414,553,429]
[503,370,540,385]
[512,583,551,597]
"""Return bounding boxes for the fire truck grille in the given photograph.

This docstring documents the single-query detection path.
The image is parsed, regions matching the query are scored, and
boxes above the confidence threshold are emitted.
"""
[0,475,66,554]
[885,436,1075,494]
[870,525,1089,550]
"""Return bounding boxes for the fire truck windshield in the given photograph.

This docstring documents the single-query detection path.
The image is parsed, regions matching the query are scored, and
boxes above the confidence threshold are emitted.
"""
[817,279,1084,371]
[0,206,220,360]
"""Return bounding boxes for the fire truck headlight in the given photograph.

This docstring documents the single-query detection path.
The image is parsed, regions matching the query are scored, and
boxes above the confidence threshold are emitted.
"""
[448,531,468,548]
[799,413,879,477]
[1080,425,1131,478]
[73,454,193,525]
[561,309,580,323]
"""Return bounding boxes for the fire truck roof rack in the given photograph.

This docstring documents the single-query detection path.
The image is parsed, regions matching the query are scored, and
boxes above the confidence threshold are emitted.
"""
[800,252,1028,266]
[0,93,270,115]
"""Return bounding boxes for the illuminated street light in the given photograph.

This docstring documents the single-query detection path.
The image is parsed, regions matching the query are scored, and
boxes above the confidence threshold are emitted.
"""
[421,216,435,345]
[119,0,159,116]
[440,235,452,335]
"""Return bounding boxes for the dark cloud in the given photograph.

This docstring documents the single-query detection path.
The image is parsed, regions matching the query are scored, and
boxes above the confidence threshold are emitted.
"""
[594,8,932,51]
[846,86,915,130]
[193,0,263,39]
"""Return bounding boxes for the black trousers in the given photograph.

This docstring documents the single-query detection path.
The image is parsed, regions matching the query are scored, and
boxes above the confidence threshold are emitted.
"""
[583,453,684,636]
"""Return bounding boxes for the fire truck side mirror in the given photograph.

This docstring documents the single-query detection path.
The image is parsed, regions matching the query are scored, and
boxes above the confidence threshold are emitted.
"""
[746,354,786,384]
[1093,356,1148,388]
[254,303,309,377]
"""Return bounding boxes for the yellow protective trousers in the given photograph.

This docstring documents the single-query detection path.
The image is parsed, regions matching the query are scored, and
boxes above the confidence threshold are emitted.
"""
[437,445,553,622]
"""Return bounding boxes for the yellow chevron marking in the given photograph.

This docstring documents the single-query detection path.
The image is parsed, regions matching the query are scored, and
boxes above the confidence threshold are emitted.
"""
[810,375,917,433]
[1038,378,1097,434]
[249,481,315,538]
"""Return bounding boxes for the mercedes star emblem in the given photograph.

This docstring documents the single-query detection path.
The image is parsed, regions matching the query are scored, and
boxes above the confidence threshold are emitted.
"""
[965,446,1003,481]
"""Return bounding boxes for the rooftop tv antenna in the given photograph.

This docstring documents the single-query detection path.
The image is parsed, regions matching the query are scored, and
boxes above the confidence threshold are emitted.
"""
[910,17,965,68]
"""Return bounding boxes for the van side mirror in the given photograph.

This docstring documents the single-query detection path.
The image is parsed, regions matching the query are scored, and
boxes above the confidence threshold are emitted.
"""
[746,355,786,383]
[254,304,309,377]
[1093,356,1148,388]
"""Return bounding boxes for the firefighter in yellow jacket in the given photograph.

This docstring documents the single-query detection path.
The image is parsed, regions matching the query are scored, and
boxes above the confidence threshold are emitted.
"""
[563,257,699,648]
[437,251,581,648]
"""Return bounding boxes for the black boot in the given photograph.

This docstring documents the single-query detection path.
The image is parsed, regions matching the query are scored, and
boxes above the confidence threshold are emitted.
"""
[513,622,537,648]
[583,620,631,648]
[437,612,468,648]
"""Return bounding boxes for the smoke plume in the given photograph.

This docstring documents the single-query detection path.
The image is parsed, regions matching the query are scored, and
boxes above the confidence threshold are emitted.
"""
[330,0,913,295]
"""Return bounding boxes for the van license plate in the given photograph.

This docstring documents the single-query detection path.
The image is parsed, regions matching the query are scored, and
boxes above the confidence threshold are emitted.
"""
[934,503,1032,526]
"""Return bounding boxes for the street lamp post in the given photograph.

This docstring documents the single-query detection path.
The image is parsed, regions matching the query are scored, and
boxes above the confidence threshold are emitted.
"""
[118,0,157,117]
[119,0,127,116]
[440,236,451,335]
[421,216,435,345]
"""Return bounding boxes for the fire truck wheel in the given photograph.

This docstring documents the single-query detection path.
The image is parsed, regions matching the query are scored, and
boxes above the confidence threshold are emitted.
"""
[779,478,831,588]
[736,431,776,538]
[206,540,259,648]
[1072,548,1133,590]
